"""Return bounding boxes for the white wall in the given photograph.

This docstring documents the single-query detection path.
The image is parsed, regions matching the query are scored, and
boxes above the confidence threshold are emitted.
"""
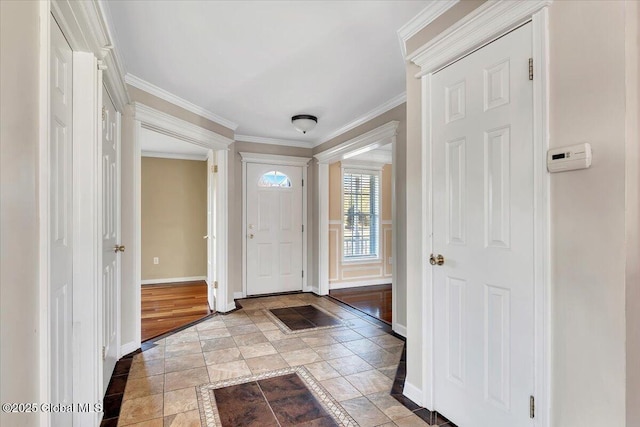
[0,1,42,425]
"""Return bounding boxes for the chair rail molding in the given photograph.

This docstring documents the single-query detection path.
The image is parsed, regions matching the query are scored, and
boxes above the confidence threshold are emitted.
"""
[408,0,553,77]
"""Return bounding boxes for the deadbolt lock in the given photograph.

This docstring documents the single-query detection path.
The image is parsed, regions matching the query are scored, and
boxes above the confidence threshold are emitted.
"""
[429,254,444,266]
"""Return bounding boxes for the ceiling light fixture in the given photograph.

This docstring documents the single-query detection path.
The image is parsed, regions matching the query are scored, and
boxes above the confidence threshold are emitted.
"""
[291,114,317,134]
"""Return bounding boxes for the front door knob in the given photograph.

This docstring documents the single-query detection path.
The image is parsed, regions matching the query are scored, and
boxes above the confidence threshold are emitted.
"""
[429,254,444,266]
[114,245,125,253]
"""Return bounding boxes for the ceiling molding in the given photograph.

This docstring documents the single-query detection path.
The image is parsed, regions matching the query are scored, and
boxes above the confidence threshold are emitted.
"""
[315,121,399,164]
[315,92,406,148]
[234,134,313,149]
[397,0,459,58]
[239,152,312,168]
[141,151,208,161]
[409,0,553,77]
[126,73,239,131]
[133,102,233,150]
[51,0,130,111]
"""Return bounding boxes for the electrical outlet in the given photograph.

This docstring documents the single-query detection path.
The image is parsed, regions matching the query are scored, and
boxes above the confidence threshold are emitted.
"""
[153,257,159,265]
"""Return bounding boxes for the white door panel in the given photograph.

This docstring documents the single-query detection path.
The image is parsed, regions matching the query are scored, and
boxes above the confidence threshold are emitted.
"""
[432,23,534,427]
[246,164,303,295]
[101,85,120,393]
[50,16,73,426]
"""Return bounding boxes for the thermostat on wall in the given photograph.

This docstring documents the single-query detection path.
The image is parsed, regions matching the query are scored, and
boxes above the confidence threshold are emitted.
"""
[547,143,592,173]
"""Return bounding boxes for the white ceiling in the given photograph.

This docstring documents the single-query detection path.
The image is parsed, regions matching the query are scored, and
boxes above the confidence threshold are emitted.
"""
[104,0,429,146]
[140,127,209,159]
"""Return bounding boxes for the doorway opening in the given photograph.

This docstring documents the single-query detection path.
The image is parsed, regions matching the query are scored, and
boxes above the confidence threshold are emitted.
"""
[139,131,213,341]
[327,145,393,323]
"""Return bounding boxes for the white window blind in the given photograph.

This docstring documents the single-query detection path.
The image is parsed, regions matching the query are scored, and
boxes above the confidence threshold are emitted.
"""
[343,170,380,259]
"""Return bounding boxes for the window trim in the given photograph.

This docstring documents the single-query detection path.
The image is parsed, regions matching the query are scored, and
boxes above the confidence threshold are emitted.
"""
[340,165,382,263]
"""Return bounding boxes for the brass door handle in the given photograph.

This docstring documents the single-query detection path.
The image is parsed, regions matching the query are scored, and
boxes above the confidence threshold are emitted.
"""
[429,254,444,266]
[114,245,125,253]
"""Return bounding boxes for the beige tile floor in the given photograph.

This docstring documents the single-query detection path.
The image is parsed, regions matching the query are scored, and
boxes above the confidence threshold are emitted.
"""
[119,293,428,427]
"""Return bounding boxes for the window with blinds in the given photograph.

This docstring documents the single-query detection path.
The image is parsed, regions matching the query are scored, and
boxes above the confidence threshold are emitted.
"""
[343,170,380,260]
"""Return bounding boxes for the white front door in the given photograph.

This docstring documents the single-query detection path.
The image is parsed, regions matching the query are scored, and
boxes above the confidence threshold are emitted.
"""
[431,23,534,426]
[246,163,303,295]
[207,151,216,310]
[101,85,120,393]
[50,16,73,426]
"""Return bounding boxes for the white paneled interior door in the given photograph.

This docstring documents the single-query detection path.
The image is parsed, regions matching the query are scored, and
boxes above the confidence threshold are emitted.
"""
[246,163,303,295]
[431,23,535,426]
[50,16,73,426]
[101,85,120,394]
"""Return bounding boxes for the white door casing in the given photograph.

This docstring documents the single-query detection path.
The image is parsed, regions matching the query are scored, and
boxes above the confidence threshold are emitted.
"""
[50,16,73,426]
[431,22,534,427]
[101,85,120,393]
[246,163,304,295]
[207,150,217,310]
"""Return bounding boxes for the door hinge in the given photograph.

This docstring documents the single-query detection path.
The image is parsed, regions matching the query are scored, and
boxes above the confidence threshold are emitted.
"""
[102,346,106,360]
[101,106,106,120]
[214,280,218,289]
[212,164,218,173]
[302,270,304,278]
[302,179,304,187]
[302,224,304,232]
[530,395,535,418]
[529,58,534,81]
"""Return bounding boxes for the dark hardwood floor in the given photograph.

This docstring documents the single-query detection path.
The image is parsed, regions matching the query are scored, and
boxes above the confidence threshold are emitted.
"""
[141,280,210,342]
[329,284,392,323]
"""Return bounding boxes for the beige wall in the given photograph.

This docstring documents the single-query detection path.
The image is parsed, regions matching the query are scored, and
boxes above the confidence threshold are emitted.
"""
[328,162,393,287]
[0,1,41,425]
[313,103,407,328]
[404,1,635,425]
[141,158,207,281]
[626,3,640,426]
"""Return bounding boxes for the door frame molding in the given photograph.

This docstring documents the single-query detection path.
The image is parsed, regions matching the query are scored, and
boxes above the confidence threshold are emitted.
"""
[240,152,311,298]
[131,102,233,346]
[313,121,400,333]
[409,1,552,425]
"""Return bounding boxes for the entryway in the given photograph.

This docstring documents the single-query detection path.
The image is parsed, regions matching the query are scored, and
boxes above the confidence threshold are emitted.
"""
[240,153,311,297]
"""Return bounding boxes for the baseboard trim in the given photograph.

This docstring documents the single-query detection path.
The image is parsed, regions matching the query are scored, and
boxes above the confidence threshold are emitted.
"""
[403,380,423,407]
[393,323,407,338]
[329,278,392,290]
[120,341,139,358]
[141,276,207,285]
[233,291,244,300]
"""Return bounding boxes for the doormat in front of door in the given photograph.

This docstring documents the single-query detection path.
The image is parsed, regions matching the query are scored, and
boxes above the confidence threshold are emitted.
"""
[265,304,345,334]
[197,366,358,427]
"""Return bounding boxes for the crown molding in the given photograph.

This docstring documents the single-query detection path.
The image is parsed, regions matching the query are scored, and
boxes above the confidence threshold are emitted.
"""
[239,152,311,168]
[234,134,313,149]
[133,102,233,150]
[51,0,130,111]
[141,151,208,161]
[125,74,239,131]
[315,92,406,148]
[315,121,399,164]
[397,0,459,57]
[409,0,553,77]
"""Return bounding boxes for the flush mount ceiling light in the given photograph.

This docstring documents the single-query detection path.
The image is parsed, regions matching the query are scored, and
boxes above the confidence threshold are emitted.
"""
[291,114,317,134]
